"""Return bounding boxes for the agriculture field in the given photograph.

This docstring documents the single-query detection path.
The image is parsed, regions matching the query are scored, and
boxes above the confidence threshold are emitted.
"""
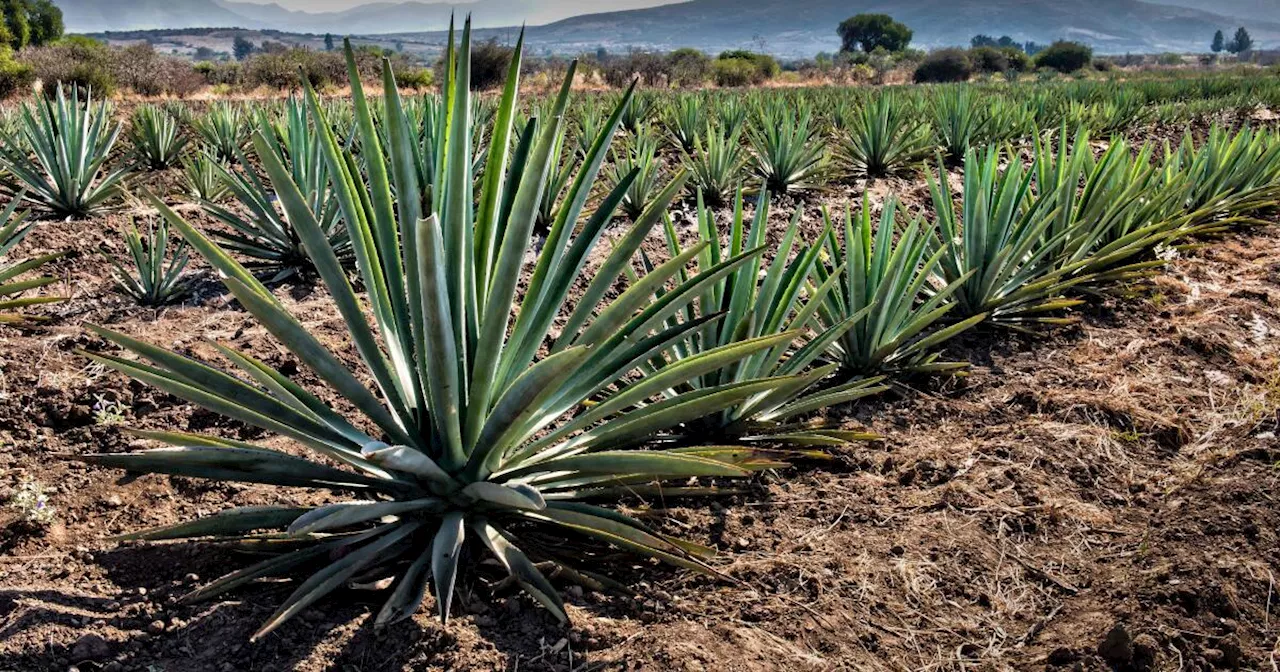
[1,30,1279,671]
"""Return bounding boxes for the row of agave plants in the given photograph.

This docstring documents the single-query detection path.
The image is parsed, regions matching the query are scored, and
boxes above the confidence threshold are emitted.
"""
[0,26,1277,638]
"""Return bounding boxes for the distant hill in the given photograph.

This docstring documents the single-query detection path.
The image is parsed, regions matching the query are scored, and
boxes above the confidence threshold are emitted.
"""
[458,0,1280,56]
[58,0,1279,55]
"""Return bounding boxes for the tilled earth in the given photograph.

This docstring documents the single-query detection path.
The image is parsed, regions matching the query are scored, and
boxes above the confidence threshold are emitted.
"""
[0,178,1278,671]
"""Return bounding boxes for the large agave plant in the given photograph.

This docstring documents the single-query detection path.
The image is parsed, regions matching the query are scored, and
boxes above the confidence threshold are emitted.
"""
[841,93,933,179]
[663,95,705,153]
[0,85,129,218]
[931,88,990,164]
[75,30,800,638]
[646,188,884,444]
[814,197,983,376]
[0,195,64,323]
[130,104,189,171]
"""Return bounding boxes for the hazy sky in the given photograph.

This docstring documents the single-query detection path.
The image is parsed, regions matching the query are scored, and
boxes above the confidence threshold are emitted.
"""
[233,0,680,13]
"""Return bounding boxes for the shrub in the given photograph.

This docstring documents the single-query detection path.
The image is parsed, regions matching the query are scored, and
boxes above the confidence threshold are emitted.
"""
[1035,40,1093,73]
[712,58,756,87]
[601,50,672,88]
[0,48,33,99]
[110,43,203,96]
[193,60,241,86]
[1003,47,1032,72]
[914,48,972,83]
[395,66,432,89]
[969,46,1008,74]
[20,36,115,97]
[668,47,710,87]
[470,38,514,89]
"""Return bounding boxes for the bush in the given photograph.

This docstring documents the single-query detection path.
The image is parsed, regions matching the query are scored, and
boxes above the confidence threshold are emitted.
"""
[1035,40,1093,73]
[0,49,33,99]
[193,60,240,86]
[394,66,432,89]
[1003,47,1032,72]
[110,43,203,96]
[20,36,115,97]
[914,48,972,83]
[1093,58,1116,72]
[601,51,672,87]
[719,50,779,79]
[969,46,1008,74]
[668,47,710,87]
[470,38,514,90]
[712,58,755,87]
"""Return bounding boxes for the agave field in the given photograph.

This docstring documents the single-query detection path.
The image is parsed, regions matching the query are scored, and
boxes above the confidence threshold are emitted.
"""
[1,26,1280,671]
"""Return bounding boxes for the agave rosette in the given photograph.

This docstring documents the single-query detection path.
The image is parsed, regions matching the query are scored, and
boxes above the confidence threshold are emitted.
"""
[74,27,804,638]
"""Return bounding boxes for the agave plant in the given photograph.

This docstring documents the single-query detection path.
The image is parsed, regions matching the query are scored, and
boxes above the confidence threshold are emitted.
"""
[0,195,64,324]
[749,101,826,195]
[840,93,933,179]
[931,88,990,164]
[0,85,129,218]
[717,97,747,138]
[75,30,802,639]
[104,218,191,306]
[181,151,230,202]
[683,125,745,208]
[619,91,654,134]
[130,105,189,171]
[663,95,704,153]
[201,103,350,280]
[608,123,663,220]
[191,102,250,165]
[814,197,984,377]
[646,188,885,444]
[927,146,1088,325]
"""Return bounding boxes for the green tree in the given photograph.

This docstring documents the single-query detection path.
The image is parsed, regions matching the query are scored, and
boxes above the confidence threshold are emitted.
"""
[1212,29,1225,53]
[324,33,334,51]
[838,14,912,54]
[233,35,255,61]
[25,0,61,46]
[1,0,30,51]
[1229,26,1253,53]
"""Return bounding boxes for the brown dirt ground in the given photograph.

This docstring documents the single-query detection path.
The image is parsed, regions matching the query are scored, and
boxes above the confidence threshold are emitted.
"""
[0,160,1279,672]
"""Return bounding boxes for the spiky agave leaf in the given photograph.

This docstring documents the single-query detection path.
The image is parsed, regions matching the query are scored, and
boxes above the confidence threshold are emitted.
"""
[814,197,984,377]
[0,85,130,218]
[191,102,250,165]
[76,27,804,638]
[748,99,826,195]
[0,194,65,323]
[683,124,745,208]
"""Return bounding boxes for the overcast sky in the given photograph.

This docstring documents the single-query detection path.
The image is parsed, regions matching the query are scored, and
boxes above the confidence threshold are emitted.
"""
[232,0,680,13]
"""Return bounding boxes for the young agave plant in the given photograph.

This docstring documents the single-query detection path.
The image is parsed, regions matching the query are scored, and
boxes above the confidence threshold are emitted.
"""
[814,197,984,377]
[181,151,231,203]
[931,88,990,164]
[0,85,130,218]
[841,93,933,179]
[748,101,826,195]
[0,195,64,324]
[683,125,745,208]
[130,105,189,171]
[104,218,191,306]
[645,188,884,444]
[927,147,1088,325]
[191,102,250,165]
[663,95,704,153]
[202,104,351,280]
[75,29,800,638]
[608,123,662,220]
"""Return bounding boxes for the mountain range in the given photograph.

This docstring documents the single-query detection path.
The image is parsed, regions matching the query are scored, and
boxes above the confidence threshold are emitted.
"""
[62,0,1280,55]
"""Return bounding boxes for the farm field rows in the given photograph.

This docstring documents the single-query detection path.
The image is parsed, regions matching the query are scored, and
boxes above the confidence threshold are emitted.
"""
[0,29,1278,671]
